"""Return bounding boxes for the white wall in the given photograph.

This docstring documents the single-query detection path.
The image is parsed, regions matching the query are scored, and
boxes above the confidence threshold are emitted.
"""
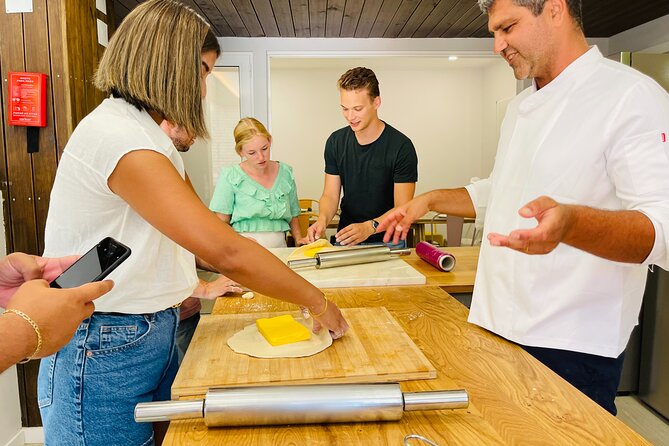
[269,57,516,200]
[481,60,518,177]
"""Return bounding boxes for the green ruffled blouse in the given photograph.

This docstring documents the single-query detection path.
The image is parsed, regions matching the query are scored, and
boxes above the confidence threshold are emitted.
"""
[209,162,300,233]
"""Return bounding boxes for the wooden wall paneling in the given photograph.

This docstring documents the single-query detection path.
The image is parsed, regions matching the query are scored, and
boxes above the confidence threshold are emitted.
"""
[290,0,310,37]
[398,0,441,38]
[232,0,265,36]
[427,0,472,37]
[1,1,41,428]
[213,0,250,36]
[442,3,482,37]
[0,7,39,257]
[117,0,140,11]
[84,0,104,111]
[308,0,326,37]
[354,0,383,38]
[339,0,363,37]
[368,0,402,38]
[64,0,86,128]
[0,2,14,253]
[270,0,295,37]
[383,0,421,38]
[411,0,456,37]
[24,0,59,256]
[105,0,117,37]
[324,0,345,37]
[197,0,233,36]
[252,0,280,36]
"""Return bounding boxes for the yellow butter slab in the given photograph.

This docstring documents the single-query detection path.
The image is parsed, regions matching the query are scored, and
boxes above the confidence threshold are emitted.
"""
[256,314,311,346]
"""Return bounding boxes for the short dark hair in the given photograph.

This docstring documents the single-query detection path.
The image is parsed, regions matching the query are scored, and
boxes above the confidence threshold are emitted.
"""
[337,67,380,99]
[478,0,583,31]
[202,28,221,56]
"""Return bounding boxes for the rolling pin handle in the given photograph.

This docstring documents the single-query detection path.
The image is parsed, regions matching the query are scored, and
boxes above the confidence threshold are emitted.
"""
[403,389,469,412]
[134,399,204,423]
[390,248,412,256]
[287,258,319,269]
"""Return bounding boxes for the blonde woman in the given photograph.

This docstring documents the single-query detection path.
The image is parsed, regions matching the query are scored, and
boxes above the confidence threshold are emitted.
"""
[210,118,304,248]
[38,1,348,444]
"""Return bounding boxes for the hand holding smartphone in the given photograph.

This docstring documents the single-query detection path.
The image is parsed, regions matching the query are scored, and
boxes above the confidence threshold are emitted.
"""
[50,237,131,289]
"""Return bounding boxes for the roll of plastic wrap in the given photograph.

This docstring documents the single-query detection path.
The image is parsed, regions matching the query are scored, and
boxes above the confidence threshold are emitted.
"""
[415,241,456,272]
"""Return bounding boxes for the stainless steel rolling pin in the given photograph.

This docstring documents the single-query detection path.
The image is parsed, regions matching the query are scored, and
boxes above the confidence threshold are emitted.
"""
[288,245,411,269]
[134,383,468,427]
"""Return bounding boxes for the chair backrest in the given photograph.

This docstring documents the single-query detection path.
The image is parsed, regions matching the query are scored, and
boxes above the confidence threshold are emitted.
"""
[299,198,319,213]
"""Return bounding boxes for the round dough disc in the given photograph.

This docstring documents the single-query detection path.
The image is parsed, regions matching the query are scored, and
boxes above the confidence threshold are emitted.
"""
[227,318,333,358]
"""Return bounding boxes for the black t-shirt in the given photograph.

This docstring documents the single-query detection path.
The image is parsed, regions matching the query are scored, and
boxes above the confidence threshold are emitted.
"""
[324,122,418,243]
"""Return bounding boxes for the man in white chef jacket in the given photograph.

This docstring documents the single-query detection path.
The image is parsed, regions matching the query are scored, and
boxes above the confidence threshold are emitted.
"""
[378,0,669,415]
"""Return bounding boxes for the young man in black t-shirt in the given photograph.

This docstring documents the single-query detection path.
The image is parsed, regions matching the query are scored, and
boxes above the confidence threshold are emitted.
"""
[301,67,418,246]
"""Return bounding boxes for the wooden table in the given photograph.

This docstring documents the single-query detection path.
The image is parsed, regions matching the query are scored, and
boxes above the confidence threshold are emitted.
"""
[210,246,479,315]
[403,246,478,293]
[166,287,650,445]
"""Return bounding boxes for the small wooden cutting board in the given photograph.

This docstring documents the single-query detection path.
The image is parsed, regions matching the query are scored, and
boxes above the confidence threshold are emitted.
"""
[172,307,436,399]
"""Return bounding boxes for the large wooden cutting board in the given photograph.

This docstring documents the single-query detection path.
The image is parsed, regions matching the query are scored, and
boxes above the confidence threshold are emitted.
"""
[172,307,436,399]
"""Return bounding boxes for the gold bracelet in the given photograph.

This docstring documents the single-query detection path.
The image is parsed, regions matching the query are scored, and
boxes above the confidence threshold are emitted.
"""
[309,296,328,318]
[3,309,42,363]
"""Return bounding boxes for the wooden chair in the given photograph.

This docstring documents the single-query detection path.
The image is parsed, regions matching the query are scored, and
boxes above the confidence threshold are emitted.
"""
[296,199,320,240]
[298,198,319,213]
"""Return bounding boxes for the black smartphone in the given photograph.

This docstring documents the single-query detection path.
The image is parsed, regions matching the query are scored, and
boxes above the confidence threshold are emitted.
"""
[50,237,131,289]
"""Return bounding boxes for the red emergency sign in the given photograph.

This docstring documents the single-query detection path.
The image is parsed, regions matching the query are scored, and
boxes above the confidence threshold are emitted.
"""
[8,72,47,127]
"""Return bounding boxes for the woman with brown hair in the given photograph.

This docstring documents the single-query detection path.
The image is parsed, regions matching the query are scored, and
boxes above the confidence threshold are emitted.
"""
[38,1,348,444]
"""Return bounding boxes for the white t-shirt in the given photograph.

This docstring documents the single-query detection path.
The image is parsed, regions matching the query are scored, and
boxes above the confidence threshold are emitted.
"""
[44,98,198,313]
[466,46,669,358]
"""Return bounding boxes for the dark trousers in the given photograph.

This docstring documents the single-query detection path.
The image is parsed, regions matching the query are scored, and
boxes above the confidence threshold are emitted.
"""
[521,345,625,415]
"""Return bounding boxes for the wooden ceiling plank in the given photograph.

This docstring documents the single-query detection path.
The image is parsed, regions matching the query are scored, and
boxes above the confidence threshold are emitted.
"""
[231,0,265,36]
[398,0,442,38]
[198,0,234,36]
[176,0,219,35]
[252,0,281,36]
[212,0,251,36]
[427,0,472,37]
[584,2,669,37]
[455,9,487,37]
[339,0,364,37]
[271,0,295,36]
[471,18,492,38]
[369,0,402,38]
[290,0,310,37]
[441,2,481,37]
[411,0,456,38]
[325,0,345,37]
[354,0,383,38]
[309,0,326,37]
[383,0,422,38]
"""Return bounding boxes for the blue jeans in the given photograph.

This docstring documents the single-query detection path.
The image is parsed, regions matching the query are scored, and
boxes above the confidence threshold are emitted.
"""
[38,307,179,446]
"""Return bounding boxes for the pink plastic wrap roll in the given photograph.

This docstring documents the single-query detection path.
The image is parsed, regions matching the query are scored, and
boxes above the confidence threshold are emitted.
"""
[415,241,456,272]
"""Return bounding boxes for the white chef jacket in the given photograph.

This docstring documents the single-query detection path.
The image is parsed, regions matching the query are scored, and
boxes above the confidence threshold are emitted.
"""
[466,46,669,358]
[44,97,198,314]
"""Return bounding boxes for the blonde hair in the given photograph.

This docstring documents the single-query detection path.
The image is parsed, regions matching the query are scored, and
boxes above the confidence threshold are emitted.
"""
[93,0,220,138]
[233,118,272,155]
